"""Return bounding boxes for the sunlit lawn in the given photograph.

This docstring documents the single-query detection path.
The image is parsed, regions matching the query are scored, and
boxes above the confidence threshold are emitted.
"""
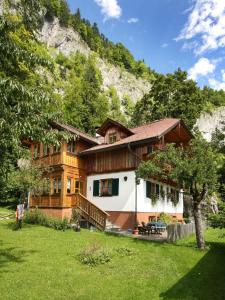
[0,219,225,300]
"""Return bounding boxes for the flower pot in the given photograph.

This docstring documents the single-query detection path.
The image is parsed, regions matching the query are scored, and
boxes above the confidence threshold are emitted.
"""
[133,229,139,235]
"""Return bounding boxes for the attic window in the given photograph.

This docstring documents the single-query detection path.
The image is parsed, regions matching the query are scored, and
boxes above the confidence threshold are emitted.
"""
[108,133,117,144]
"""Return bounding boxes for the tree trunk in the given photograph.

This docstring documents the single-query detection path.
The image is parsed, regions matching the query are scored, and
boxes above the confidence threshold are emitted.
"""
[193,200,205,249]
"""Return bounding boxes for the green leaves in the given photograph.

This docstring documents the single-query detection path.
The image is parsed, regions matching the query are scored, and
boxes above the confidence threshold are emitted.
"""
[137,136,220,200]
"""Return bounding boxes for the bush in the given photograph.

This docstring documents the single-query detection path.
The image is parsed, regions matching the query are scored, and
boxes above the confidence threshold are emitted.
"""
[24,208,69,231]
[78,243,111,267]
[158,212,172,225]
[115,247,136,257]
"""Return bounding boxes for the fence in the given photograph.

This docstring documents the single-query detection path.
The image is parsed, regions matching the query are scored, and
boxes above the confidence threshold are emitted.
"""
[167,222,196,242]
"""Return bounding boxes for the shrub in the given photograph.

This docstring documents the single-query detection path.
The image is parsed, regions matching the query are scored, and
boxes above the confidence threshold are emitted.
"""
[158,212,172,225]
[24,208,69,231]
[115,247,136,257]
[78,243,111,267]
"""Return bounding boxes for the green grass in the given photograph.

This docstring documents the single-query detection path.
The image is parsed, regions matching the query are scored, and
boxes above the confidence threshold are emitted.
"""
[0,221,225,300]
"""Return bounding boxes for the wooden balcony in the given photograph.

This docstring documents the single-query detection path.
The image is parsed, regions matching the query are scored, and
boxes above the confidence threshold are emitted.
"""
[34,153,61,166]
[30,195,61,207]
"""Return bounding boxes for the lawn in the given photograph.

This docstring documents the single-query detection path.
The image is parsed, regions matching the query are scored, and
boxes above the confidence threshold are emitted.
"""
[0,221,225,300]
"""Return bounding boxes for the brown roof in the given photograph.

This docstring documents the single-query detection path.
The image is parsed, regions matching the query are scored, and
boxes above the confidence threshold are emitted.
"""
[51,122,99,145]
[80,118,182,155]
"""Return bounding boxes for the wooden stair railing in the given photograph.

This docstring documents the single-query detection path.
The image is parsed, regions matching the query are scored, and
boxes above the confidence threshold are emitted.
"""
[72,193,109,231]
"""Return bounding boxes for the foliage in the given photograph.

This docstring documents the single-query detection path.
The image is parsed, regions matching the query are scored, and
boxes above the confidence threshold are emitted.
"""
[131,69,225,129]
[158,212,172,225]
[7,162,50,202]
[115,247,136,257]
[0,1,66,199]
[211,125,225,200]
[137,136,221,248]
[24,208,69,230]
[208,202,225,228]
[78,242,111,267]
[61,53,110,135]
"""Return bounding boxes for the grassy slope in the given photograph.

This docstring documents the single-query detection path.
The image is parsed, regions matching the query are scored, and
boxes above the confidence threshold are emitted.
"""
[0,222,225,300]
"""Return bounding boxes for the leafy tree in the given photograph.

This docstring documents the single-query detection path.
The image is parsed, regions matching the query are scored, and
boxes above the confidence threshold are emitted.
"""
[107,87,126,124]
[136,137,221,249]
[0,1,64,198]
[208,202,225,228]
[8,161,50,203]
[62,54,110,135]
[132,69,205,128]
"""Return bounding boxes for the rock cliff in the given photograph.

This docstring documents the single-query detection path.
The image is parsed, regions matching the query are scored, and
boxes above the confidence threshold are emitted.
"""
[39,18,151,102]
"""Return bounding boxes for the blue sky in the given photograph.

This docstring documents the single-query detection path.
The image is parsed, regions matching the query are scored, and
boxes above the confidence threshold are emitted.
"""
[67,0,225,90]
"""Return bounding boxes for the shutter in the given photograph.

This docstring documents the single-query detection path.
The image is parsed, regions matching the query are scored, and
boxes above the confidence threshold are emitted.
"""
[146,181,151,198]
[112,178,119,196]
[93,180,99,196]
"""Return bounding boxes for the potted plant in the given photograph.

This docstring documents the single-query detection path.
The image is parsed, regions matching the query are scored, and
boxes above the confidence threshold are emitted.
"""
[133,222,139,235]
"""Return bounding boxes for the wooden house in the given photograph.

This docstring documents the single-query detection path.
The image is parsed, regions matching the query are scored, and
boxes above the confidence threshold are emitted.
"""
[29,118,192,230]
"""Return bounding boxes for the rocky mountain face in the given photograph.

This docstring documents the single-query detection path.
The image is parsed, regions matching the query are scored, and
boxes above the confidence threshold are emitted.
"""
[196,106,225,141]
[39,18,151,102]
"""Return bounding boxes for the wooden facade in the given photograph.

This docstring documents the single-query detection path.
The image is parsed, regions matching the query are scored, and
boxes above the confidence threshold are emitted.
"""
[28,118,192,229]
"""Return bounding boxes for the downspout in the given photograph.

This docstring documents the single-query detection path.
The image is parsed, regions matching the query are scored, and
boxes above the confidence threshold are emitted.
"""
[127,143,142,228]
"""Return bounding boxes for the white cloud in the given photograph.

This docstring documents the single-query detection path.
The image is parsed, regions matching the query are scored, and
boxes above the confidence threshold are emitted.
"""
[188,57,216,80]
[209,69,225,90]
[94,0,122,21]
[161,43,168,48]
[128,18,139,24]
[176,0,225,55]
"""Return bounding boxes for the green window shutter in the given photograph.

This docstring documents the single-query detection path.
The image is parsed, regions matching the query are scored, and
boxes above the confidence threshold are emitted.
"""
[112,178,119,196]
[93,180,99,196]
[146,181,151,198]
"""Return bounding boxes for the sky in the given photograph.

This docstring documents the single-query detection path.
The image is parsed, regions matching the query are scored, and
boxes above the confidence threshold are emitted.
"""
[67,0,225,90]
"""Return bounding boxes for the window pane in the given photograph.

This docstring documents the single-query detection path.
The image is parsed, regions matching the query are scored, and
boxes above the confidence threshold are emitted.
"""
[58,177,61,193]
[67,178,71,194]
[75,180,79,193]
[80,182,83,194]
[53,178,57,194]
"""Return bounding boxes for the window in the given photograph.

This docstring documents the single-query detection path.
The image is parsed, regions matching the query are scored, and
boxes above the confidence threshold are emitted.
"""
[156,184,160,197]
[43,144,50,156]
[58,177,61,193]
[52,177,61,194]
[101,179,112,196]
[67,141,76,154]
[53,144,61,153]
[147,145,154,154]
[108,133,117,144]
[93,179,119,196]
[67,177,71,194]
[75,180,84,194]
[34,144,40,158]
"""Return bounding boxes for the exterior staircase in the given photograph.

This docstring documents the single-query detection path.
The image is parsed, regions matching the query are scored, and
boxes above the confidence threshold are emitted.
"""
[72,193,109,231]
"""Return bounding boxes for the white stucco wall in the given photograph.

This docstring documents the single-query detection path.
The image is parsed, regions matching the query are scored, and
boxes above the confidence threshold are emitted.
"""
[87,171,183,214]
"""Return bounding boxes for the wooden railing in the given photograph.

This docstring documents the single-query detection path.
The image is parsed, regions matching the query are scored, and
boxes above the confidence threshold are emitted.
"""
[72,193,109,231]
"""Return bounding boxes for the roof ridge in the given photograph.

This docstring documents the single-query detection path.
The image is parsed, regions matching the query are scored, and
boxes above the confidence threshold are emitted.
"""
[129,118,174,130]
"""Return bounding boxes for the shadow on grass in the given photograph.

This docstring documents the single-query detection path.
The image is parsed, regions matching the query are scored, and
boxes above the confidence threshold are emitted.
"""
[160,242,225,300]
[0,243,38,276]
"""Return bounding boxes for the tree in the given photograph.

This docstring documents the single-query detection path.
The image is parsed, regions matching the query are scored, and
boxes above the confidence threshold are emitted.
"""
[132,69,205,128]
[0,1,65,198]
[8,161,50,204]
[136,137,221,249]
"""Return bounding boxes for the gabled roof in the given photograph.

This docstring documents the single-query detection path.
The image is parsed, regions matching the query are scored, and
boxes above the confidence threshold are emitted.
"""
[50,121,99,145]
[97,118,134,136]
[80,118,189,155]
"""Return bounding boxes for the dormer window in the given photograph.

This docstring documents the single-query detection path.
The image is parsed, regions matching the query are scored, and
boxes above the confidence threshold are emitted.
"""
[108,133,117,144]
[67,141,76,154]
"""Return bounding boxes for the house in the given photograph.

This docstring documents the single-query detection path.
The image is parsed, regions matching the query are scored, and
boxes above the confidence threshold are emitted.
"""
[29,118,192,230]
